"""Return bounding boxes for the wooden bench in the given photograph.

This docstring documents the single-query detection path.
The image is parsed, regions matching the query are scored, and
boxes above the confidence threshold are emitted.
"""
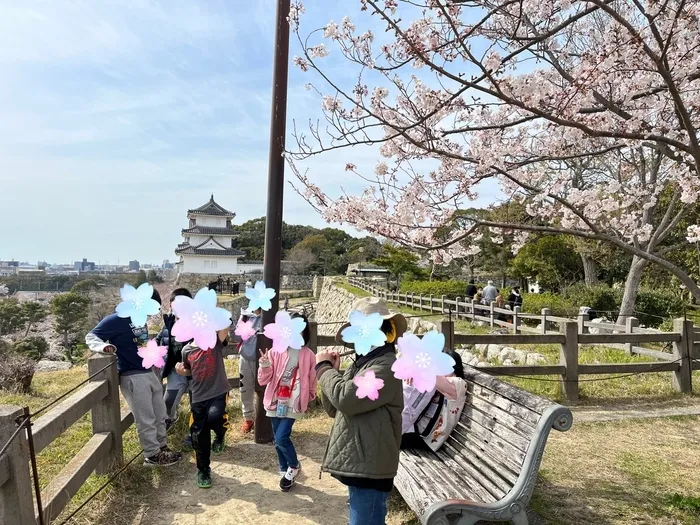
[395,367,573,525]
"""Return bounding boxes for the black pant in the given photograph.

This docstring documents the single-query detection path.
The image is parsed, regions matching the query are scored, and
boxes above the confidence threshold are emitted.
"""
[190,393,229,472]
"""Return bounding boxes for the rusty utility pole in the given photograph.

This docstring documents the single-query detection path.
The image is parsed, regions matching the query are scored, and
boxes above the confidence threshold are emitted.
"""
[255,0,291,445]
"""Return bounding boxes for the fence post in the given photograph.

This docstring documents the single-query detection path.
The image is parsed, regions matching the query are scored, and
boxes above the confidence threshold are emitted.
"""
[471,299,476,323]
[410,293,415,310]
[541,308,550,335]
[418,294,423,311]
[429,294,434,312]
[672,318,693,394]
[513,306,521,334]
[455,297,462,319]
[88,353,123,474]
[439,319,455,351]
[0,406,36,525]
[578,312,589,334]
[560,322,579,402]
[490,301,496,327]
[625,317,639,355]
[441,295,446,313]
[307,321,319,353]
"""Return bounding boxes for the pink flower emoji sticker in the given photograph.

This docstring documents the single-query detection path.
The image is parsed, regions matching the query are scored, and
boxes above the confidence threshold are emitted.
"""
[263,310,306,353]
[353,370,384,400]
[138,339,167,369]
[235,318,256,341]
[392,331,455,393]
[171,287,232,350]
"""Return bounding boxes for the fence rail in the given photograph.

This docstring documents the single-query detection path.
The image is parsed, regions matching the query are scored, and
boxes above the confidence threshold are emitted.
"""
[0,353,242,525]
[346,278,699,401]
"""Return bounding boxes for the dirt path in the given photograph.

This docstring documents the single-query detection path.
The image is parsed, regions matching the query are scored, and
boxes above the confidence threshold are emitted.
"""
[134,424,350,525]
[572,398,700,423]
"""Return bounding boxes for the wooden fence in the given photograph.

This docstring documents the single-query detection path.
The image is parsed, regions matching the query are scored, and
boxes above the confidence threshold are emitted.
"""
[346,278,699,400]
[2,313,698,523]
[0,354,241,525]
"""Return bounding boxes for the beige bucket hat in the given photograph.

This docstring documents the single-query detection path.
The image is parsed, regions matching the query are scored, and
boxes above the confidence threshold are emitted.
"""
[335,297,408,344]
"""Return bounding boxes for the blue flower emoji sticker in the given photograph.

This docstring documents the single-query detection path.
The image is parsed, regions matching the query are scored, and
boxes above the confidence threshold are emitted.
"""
[115,283,161,328]
[341,310,387,356]
[245,280,276,311]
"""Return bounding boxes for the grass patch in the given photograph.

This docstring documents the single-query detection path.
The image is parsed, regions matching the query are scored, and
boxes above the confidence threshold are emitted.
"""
[534,417,700,525]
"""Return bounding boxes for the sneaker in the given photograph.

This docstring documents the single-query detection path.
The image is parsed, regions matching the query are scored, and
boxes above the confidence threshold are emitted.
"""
[160,446,183,460]
[197,469,212,489]
[165,418,173,431]
[280,465,300,492]
[241,420,254,433]
[212,438,225,455]
[144,450,181,467]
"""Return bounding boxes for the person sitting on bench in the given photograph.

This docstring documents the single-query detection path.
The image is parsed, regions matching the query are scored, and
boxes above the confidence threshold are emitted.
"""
[400,349,468,452]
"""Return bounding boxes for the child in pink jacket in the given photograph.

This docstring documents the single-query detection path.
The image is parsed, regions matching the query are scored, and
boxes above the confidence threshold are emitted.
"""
[258,313,317,492]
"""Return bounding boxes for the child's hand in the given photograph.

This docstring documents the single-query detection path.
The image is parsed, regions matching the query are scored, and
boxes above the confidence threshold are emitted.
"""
[259,349,270,366]
[175,362,190,376]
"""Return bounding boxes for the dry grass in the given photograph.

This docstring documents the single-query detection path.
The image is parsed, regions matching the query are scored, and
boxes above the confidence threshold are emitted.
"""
[532,416,700,525]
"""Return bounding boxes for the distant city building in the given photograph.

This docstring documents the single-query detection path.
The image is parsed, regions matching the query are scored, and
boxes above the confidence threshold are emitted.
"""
[175,195,251,275]
[162,259,174,270]
[74,258,96,272]
[0,261,19,267]
[0,264,17,276]
[128,260,140,271]
[17,266,46,275]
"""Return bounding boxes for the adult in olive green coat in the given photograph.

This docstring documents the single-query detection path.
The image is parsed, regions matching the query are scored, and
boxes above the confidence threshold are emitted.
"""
[315,297,406,525]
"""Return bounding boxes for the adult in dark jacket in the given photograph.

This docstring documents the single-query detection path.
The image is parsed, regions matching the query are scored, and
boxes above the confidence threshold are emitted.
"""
[315,297,407,525]
[508,286,523,309]
[465,279,478,300]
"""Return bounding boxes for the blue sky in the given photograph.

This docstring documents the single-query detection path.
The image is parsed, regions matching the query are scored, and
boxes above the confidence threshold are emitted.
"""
[0,0,500,265]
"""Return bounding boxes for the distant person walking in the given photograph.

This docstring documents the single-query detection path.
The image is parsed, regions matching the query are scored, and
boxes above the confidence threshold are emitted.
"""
[465,279,477,300]
[245,279,253,289]
[482,280,498,304]
[508,286,523,309]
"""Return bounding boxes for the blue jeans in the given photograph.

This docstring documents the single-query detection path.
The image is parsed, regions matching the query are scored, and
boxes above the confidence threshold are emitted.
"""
[269,417,298,471]
[348,486,390,525]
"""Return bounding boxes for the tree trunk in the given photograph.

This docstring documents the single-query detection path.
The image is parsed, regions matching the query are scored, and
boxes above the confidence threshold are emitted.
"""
[581,254,599,285]
[618,256,647,323]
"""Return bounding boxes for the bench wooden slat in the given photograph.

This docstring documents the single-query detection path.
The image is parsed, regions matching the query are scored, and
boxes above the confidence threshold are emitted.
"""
[465,392,537,440]
[445,436,519,486]
[442,439,516,492]
[456,416,528,465]
[413,447,499,503]
[434,445,507,501]
[450,424,524,476]
[469,383,541,425]
[465,369,554,415]
[461,406,532,453]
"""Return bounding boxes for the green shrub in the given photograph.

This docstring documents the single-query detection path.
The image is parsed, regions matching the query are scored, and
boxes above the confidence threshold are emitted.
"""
[13,336,49,361]
[634,289,685,328]
[561,283,620,314]
[521,292,578,317]
[400,280,468,299]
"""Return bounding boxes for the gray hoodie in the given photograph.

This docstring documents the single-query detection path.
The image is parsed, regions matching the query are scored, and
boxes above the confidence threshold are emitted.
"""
[238,313,262,360]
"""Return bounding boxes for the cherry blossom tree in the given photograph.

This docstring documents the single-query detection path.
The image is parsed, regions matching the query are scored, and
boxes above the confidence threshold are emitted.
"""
[286,0,700,314]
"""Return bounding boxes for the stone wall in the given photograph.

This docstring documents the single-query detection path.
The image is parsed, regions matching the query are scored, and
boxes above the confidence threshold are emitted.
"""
[281,275,314,290]
[176,273,312,292]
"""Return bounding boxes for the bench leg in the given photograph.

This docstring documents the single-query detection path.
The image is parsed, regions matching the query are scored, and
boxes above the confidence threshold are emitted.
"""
[511,511,529,525]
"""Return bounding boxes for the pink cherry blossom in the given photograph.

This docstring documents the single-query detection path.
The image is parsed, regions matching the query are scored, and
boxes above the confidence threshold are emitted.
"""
[235,319,256,342]
[172,288,232,351]
[285,0,700,303]
[138,339,167,370]
[353,370,384,400]
[392,331,455,393]
[263,310,307,353]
